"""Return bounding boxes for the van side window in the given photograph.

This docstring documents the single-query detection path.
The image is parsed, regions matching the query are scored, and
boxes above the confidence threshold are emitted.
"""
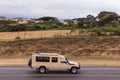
[36,57,50,62]
[52,57,58,63]
[60,58,67,63]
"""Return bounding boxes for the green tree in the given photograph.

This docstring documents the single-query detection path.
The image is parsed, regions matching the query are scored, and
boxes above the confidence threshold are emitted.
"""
[76,18,91,29]
[87,15,96,27]
[37,16,58,22]
[96,11,120,27]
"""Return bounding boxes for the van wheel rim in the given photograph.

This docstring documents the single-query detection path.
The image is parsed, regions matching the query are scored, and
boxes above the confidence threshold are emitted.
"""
[72,68,77,73]
[40,68,45,73]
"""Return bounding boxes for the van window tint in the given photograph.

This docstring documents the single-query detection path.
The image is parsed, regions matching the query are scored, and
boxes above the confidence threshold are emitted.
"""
[52,57,58,63]
[36,57,50,62]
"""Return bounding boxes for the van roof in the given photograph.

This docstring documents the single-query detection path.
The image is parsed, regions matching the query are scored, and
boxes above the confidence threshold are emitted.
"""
[32,53,65,57]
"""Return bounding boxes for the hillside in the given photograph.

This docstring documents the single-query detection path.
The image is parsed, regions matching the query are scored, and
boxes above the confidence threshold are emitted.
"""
[0,36,120,59]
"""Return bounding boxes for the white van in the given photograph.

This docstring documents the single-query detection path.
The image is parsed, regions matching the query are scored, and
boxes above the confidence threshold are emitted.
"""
[28,53,80,74]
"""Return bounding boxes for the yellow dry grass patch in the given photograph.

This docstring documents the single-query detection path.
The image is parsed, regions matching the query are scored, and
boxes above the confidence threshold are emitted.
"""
[0,30,75,41]
[0,59,28,66]
[78,59,120,67]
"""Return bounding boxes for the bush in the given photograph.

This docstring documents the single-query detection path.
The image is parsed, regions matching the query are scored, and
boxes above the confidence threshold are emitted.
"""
[15,36,21,40]
[89,26,120,36]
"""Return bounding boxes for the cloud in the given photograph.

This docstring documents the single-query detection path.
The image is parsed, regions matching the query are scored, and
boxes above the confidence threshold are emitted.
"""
[0,0,120,18]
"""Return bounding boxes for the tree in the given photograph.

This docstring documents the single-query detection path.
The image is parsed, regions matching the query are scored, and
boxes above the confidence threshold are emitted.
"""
[87,14,96,27]
[76,18,95,29]
[77,18,88,28]
[96,11,120,27]
[37,16,58,22]
[87,15,95,21]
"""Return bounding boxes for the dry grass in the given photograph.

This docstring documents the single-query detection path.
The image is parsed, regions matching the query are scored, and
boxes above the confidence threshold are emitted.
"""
[0,36,120,58]
[0,59,28,66]
[78,59,120,67]
[0,30,77,41]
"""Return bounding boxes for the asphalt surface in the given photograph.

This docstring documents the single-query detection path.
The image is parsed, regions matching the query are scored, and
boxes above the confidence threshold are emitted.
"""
[0,67,120,80]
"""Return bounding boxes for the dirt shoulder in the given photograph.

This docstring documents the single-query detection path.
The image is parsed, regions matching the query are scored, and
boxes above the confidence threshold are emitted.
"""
[0,58,120,67]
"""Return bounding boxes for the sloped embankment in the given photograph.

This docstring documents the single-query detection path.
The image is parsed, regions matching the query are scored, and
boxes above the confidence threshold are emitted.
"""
[0,36,120,58]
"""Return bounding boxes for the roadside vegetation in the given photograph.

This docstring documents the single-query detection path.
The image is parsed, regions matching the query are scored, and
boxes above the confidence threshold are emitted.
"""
[0,11,120,36]
[0,11,120,59]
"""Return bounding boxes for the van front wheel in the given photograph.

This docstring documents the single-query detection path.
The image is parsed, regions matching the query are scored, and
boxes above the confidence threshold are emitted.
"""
[70,67,78,74]
[39,67,46,74]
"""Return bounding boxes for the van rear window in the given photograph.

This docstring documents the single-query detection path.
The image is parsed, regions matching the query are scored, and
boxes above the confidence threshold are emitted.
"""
[36,57,50,62]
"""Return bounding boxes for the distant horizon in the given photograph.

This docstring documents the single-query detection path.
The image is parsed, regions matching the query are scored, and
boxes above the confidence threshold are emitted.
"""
[0,0,120,19]
[0,10,119,20]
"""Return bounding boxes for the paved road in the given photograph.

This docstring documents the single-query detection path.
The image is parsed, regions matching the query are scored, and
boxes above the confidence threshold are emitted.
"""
[0,67,120,80]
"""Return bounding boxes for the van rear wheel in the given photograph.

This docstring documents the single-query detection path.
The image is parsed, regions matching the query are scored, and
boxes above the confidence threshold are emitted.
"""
[39,67,46,74]
[70,67,78,74]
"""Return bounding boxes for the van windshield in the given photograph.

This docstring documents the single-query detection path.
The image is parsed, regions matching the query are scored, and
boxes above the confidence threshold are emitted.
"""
[61,58,68,63]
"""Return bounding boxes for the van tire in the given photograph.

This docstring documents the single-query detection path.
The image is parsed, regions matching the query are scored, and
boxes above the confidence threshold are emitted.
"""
[70,67,78,74]
[39,67,46,74]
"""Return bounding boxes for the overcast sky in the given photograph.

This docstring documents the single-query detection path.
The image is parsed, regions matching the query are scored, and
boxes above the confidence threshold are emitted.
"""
[0,0,120,19]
